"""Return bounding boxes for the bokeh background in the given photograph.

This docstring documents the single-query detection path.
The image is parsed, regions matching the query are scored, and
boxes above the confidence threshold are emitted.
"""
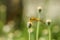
[0,0,60,40]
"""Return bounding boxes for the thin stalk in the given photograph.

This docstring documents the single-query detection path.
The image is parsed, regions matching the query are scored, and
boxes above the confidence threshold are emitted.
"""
[48,27,51,40]
[28,30,31,40]
[36,13,40,40]
[36,21,40,40]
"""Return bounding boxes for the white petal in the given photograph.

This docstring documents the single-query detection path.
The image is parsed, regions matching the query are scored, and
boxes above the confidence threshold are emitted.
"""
[37,6,42,10]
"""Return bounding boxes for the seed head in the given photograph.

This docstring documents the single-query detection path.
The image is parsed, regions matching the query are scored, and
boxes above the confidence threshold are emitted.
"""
[46,19,52,25]
[37,6,42,13]
[27,21,32,28]
[28,28,34,33]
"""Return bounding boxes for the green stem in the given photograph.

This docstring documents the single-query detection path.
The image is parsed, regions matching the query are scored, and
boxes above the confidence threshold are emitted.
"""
[48,27,51,40]
[36,21,40,40]
[29,31,31,40]
[36,10,41,40]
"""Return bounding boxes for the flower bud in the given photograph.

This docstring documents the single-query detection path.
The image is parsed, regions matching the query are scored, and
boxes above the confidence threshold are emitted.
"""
[37,6,42,13]
[46,19,52,25]
[27,21,32,28]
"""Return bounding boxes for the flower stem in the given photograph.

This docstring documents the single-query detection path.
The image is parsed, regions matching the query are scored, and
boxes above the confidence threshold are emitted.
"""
[48,27,51,40]
[29,31,31,40]
[36,21,40,40]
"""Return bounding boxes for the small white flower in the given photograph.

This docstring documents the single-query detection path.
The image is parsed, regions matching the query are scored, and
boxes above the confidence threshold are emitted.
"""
[28,28,34,33]
[46,19,52,25]
[8,33,13,38]
[37,6,42,10]
[3,21,15,33]
[37,6,42,13]
[27,21,32,28]
[8,33,14,40]
[42,29,49,36]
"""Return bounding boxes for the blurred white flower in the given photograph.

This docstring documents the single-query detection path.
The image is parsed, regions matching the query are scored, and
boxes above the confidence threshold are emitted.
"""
[46,19,52,25]
[42,29,49,36]
[52,25,60,33]
[28,28,34,33]
[37,6,42,10]
[3,25,11,33]
[8,33,14,40]
[37,6,42,13]
[39,37,46,40]
[27,21,32,28]
[3,21,15,33]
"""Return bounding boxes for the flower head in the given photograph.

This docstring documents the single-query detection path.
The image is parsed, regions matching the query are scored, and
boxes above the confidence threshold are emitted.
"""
[28,28,34,33]
[37,6,42,13]
[42,29,49,36]
[46,19,52,25]
[27,21,32,28]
